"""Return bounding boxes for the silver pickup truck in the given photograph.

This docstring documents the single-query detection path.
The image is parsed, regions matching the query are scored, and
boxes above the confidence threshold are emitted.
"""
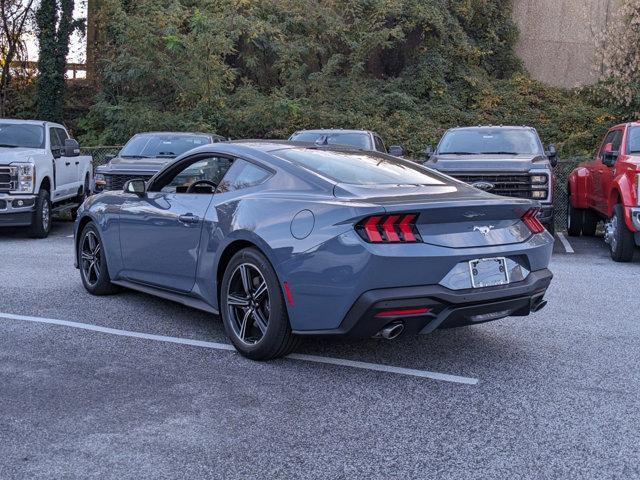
[0,119,93,238]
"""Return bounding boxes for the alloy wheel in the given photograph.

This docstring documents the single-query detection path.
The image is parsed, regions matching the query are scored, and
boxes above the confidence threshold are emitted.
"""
[81,231,102,287]
[42,199,50,231]
[226,263,270,345]
[604,214,618,252]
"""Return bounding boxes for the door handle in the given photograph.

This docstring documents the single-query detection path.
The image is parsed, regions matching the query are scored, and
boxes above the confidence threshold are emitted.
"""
[75,161,79,165]
[178,213,200,224]
[65,161,71,166]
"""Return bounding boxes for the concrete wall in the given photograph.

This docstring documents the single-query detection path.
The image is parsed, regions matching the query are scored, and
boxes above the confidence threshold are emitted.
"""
[513,0,618,87]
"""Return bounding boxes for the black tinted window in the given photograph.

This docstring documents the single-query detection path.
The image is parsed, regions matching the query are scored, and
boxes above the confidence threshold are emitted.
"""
[273,148,446,185]
[438,129,543,155]
[0,123,45,149]
[155,156,232,193]
[218,160,271,193]
[628,127,640,154]
[121,134,211,158]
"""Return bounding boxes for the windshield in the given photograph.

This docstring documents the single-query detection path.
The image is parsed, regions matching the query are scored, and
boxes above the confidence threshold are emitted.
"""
[290,132,371,150]
[273,148,446,185]
[120,134,211,158]
[0,122,45,149]
[438,129,543,156]
[627,127,640,154]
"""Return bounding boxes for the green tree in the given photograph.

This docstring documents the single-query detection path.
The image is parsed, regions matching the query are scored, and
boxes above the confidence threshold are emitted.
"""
[35,0,83,122]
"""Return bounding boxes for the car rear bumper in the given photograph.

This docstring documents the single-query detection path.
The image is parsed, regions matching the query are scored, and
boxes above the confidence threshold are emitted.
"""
[292,268,553,337]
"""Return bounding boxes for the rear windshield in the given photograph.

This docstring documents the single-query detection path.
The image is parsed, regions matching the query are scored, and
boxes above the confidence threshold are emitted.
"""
[627,127,640,154]
[0,123,45,149]
[273,148,446,185]
[121,134,211,158]
[289,132,371,149]
[438,129,543,156]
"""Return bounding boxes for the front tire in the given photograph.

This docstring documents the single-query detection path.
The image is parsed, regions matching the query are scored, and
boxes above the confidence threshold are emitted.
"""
[605,204,635,263]
[28,189,51,239]
[78,222,120,295]
[221,248,299,360]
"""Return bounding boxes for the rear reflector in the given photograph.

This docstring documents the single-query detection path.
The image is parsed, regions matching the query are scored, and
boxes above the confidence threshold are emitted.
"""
[356,213,421,243]
[375,307,430,318]
[522,208,545,234]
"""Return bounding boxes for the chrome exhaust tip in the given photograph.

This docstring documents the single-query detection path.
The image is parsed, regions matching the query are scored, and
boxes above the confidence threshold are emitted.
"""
[378,322,405,340]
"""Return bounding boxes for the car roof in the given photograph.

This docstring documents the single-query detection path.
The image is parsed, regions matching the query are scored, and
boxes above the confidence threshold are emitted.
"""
[227,139,369,153]
[0,118,65,129]
[133,131,226,140]
[291,129,375,135]
[446,125,536,132]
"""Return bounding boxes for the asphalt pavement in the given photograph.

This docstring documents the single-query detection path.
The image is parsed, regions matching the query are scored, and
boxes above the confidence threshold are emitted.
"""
[0,220,639,479]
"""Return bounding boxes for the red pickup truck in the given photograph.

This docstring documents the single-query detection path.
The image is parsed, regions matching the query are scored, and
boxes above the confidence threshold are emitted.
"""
[567,122,640,262]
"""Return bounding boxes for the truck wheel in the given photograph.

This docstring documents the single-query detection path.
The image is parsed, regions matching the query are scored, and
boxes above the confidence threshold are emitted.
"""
[220,248,299,360]
[605,204,635,263]
[566,197,584,237]
[78,222,120,295]
[28,189,51,239]
[582,209,599,237]
[71,175,90,221]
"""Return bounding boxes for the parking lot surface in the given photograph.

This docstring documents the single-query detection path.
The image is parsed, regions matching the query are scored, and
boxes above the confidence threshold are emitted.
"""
[1,221,639,479]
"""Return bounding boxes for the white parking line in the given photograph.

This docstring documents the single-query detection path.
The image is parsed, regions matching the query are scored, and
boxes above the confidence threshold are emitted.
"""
[556,232,575,254]
[0,312,479,385]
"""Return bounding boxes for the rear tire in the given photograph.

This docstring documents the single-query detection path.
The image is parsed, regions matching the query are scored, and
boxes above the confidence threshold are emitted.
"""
[220,248,299,360]
[582,209,599,237]
[605,204,635,263]
[566,196,584,237]
[71,175,90,221]
[28,189,51,239]
[78,222,120,295]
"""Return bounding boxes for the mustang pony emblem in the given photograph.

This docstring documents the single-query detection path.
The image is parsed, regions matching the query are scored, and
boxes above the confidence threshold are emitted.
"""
[473,225,495,236]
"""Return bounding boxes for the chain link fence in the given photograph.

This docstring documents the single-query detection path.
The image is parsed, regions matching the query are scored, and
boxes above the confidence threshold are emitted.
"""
[80,146,588,232]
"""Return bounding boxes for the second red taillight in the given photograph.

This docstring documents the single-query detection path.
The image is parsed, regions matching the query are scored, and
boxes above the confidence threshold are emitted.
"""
[357,214,421,243]
[522,208,546,234]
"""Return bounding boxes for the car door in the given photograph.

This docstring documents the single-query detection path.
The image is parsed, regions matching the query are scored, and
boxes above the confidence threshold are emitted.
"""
[595,129,623,213]
[55,127,81,193]
[118,154,233,292]
[49,127,73,200]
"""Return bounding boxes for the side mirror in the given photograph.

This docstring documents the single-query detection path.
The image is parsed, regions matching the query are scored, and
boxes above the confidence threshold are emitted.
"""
[424,145,434,160]
[388,145,405,157]
[602,143,619,167]
[546,144,558,167]
[123,179,146,195]
[64,138,80,157]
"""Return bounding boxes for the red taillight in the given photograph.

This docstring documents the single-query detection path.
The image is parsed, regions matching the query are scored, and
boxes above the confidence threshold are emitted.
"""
[522,208,545,234]
[357,214,421,243]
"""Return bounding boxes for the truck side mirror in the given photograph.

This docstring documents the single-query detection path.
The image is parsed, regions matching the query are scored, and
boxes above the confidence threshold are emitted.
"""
[64,138,80,157]
[602,143,619,167]
[388,145,405,157]
[123,179,146,196]
[546,144,558,167]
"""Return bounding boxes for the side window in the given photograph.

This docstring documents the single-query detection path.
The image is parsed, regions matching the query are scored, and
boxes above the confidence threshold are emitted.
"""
[374,135,386,153]
[49,128,62,151]
[599,130,620,159]
[56,128,69,142]
[155,156,233,193]
[217,160,271,193]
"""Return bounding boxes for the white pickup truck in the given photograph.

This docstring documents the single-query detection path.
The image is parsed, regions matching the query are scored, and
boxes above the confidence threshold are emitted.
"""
[0,119,93,238]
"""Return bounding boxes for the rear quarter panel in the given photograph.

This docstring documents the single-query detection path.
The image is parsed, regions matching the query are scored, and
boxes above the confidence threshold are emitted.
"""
[568,165,592,209]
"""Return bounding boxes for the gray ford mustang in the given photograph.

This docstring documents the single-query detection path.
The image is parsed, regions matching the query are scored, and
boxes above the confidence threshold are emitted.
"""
[74,141,553,360]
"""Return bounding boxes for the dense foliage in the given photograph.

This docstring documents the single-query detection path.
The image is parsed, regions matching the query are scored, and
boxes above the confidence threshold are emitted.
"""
[69,1,621,156]
[595,0,640,115]
[35,0,83,123]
